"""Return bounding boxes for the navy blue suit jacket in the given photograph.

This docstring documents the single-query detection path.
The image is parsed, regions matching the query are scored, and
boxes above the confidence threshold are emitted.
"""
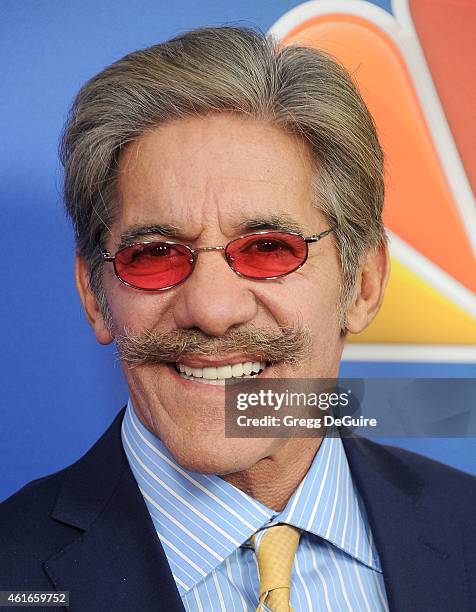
[1,408,475,611]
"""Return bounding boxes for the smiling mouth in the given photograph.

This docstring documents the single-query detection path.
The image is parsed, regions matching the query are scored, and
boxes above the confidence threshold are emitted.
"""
[172,360,268,385]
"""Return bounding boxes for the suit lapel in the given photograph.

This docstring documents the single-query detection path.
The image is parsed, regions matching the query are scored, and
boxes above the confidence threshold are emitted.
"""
[343,436,469,612]
[43,409,184,612]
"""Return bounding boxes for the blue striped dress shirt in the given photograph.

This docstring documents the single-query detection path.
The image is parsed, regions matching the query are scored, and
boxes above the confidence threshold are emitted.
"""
[122,401,389,611]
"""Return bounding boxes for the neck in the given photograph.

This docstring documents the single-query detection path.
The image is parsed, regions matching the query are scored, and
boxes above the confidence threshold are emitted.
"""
[220,437,323,511]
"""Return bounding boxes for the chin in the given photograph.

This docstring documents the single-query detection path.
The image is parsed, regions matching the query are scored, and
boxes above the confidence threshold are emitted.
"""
[164,436,273,476]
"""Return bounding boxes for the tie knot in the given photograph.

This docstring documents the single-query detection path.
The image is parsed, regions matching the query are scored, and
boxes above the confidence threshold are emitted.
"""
[251,524,301,612]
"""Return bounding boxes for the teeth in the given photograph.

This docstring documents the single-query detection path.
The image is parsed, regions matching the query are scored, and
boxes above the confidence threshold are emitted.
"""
[202,367,217,380]
[243,362,253,375]
[176,360,267,382]
[231,363,243,377]
[191,378,226,385]
[216,365,232,379]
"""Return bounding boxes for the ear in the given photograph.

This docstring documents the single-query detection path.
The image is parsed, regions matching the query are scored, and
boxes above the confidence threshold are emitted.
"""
[75,253,114,345]
[345,242,390,334]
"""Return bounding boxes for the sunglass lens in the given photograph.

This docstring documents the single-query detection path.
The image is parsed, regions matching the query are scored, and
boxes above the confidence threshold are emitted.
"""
[114,242,193,290]
[226,233,307,279]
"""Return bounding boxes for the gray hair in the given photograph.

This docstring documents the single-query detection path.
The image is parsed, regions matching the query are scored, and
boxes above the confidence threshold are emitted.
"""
[60,26,386,325]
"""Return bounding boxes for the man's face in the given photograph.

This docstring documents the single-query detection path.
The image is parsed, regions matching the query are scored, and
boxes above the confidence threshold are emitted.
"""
[96,114,345,473]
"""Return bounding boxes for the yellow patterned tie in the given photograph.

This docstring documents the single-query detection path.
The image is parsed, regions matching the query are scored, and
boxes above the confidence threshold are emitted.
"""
[251,524,302,612]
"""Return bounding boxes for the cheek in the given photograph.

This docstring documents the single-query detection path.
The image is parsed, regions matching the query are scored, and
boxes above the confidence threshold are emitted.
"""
[252,269,343,375]
[103,272,176,333]
[253,272,342,332]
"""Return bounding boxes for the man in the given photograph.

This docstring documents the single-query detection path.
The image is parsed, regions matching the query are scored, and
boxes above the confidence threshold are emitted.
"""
[1,26,475,612]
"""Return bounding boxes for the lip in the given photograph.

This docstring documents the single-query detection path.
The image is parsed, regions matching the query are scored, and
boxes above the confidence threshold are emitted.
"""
[174,354,267,368]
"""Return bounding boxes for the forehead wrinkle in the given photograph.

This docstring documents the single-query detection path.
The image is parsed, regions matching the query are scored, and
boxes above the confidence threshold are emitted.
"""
[115,117,318,247]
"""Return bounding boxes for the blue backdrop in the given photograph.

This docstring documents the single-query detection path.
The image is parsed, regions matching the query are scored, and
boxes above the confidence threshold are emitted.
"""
[1,0,473,503]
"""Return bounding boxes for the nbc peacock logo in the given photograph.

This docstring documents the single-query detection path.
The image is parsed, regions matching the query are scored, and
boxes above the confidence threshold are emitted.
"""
[269,0,476,364]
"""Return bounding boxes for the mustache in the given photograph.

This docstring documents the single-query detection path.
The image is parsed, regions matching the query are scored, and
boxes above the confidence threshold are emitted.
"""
[114,324,312,367]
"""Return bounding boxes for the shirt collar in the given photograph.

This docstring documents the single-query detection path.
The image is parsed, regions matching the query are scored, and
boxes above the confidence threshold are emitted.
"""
[277,426,382,572]
[122,400,381,595]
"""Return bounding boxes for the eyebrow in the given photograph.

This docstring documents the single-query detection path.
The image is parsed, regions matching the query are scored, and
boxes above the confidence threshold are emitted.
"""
[236,214,306,235]
[116,214,306,250]
[117,224,180,250]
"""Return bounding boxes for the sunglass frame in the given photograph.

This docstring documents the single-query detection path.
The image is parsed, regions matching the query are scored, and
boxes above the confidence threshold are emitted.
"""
[101,228,335,291]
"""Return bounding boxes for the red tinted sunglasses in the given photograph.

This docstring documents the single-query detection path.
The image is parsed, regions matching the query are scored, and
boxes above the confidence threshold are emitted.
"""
[101,228,335,291]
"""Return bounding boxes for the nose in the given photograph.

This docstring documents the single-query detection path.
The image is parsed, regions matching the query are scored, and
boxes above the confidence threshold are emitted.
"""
[173,249,258,336]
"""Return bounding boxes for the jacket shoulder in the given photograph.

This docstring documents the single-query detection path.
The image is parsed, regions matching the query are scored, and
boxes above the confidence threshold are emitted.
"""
[0,409,126,587]
[1,464,72,529]
[363,438,476,518]
[0,467,81,588]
